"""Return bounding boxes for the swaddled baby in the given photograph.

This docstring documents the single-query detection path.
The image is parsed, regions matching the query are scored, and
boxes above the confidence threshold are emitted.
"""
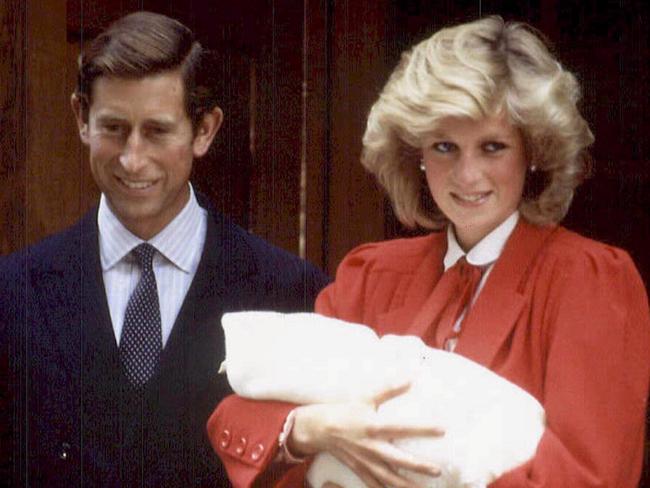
[220,311,545,488]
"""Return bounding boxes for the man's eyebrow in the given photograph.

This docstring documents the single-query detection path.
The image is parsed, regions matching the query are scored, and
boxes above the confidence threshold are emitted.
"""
[95,113,126,123]
[144,117,176,128]
[93,114,178,128]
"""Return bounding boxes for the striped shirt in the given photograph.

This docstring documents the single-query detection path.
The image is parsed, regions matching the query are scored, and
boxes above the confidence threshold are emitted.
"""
[98,184,207,347]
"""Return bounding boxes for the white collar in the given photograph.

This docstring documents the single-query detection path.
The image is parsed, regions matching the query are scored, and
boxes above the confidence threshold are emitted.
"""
[444,211,519,271]
[98,184,204,273]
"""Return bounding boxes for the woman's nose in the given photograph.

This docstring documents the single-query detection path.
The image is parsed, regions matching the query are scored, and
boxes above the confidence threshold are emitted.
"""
[453,153,481,185]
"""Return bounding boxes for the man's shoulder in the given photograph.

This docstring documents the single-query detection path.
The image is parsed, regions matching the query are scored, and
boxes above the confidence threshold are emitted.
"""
[205,207,325,276]
[7,210,97,267]
[202,208,330,309]
[0,212,94,326]
[1,210,94,272]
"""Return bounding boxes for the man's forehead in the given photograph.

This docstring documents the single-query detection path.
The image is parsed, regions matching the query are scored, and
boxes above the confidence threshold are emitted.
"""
[91,69,183,97]
[89,70,187,121]
[93,109,178,126]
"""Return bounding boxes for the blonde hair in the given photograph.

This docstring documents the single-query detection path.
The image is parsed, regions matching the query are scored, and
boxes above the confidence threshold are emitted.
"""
[362,16,594,228]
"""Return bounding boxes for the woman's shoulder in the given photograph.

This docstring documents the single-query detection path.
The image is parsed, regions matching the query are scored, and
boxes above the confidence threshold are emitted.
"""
[543,225,637,271]
[526,224,646,301]
[316,232,446,321]
[339,232,445,275]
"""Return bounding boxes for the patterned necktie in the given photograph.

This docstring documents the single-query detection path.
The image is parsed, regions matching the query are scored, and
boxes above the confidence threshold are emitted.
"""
[423,257,483,351]
[119,243,163,387]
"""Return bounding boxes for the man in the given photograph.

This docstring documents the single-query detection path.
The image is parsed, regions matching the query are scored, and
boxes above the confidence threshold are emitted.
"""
[0,11,329,486]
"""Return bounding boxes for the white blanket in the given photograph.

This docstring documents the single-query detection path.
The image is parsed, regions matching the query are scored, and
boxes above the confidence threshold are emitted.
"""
[220,311,545,488]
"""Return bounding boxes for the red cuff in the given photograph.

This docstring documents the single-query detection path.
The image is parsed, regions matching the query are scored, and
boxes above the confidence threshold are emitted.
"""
[207,395,296,488]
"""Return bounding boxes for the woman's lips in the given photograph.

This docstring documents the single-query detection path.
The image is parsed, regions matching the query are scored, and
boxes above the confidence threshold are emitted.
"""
[451,191,492,206]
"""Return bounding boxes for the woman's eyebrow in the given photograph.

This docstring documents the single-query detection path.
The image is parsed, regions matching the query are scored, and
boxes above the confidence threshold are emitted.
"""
[427,130,451,139]
[478,132,516,142]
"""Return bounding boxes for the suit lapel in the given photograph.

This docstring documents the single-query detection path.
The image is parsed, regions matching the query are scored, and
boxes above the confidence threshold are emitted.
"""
[79,210,121,372]
[375,232,447,335]
[32,210,116,373]
[455,220,557,367]
[31,209,118,396]
[159,209,256,376]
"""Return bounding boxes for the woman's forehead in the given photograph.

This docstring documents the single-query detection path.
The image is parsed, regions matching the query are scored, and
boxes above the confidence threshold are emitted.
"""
[423,112,520,139]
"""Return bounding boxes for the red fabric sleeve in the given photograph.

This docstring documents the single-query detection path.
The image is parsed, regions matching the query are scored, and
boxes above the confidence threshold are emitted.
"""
[490,248,650,487]
[206,243,385,487]
[314,241,400,323]
[207,395,296,488]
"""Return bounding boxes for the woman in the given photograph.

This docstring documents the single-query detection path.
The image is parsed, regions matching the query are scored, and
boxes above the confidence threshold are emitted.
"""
[208,16,650,488]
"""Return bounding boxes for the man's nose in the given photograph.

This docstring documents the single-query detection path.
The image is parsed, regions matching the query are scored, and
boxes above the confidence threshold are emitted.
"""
[119,132,147,172]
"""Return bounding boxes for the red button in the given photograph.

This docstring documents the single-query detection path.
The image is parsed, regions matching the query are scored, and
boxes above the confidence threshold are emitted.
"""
[235,437,247,456]
[250,443,264,461]
[219,430,231,449]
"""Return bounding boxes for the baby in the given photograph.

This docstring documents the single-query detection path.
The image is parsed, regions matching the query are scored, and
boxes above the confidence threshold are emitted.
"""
[220,311,545,488]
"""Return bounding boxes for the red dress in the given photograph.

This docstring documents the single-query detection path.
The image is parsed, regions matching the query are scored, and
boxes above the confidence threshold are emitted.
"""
[208,220,650,487]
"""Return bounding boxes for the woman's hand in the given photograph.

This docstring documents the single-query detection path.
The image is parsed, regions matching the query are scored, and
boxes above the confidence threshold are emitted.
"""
[288,383,444,488]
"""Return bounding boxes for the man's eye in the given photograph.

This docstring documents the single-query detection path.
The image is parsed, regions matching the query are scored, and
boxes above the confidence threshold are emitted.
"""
[483,142,506,152]
[432,142,455,153]
[102,124,123,134]
[147,126,169,137]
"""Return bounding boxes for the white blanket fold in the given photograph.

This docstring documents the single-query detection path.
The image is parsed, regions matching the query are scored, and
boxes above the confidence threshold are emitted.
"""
[221,311,545,488]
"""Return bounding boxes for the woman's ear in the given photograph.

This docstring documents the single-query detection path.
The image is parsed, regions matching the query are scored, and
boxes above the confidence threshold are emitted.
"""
[70,93,90,145]
[192,106,224,158]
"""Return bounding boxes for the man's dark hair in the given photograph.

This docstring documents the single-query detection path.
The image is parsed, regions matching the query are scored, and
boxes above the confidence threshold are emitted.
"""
[75,11,219,128]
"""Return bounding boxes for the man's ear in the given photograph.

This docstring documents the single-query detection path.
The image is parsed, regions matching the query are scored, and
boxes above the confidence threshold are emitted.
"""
[192,106,224,158]
[70,93,90,145]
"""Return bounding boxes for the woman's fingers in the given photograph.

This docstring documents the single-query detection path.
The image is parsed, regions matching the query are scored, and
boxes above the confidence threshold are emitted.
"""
[365,420,445,440]
[330,440,441,488]
[292,400,443,487]
[356,438,441,477]
[332,447,385,488]
[371,381,412,407]
[368,383,444,436]
[334,443,416,488]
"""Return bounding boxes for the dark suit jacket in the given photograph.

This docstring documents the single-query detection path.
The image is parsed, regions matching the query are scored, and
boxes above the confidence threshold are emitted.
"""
[0,200,329,487]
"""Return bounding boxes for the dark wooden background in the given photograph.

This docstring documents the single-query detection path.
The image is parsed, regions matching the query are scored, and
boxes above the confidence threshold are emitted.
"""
[2,0,649,483]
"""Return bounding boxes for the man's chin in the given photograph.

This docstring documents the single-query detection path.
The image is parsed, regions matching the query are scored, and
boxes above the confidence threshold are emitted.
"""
[113,205,164,235]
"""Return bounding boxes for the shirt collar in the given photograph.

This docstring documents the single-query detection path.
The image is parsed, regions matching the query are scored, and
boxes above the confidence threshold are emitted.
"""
[98,184,204,273]
[444,211,520,271]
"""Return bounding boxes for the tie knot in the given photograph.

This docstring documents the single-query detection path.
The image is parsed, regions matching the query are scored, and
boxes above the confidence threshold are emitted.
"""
[132,243,157,271]
[455,256,482,281]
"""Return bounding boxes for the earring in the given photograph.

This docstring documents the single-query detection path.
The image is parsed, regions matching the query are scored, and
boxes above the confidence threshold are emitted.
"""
[529,164,537,173]
[419,159,426,172]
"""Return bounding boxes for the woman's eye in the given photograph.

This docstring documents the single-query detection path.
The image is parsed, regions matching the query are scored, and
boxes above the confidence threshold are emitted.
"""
[432,142,455,153]
[483,141,506,153]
